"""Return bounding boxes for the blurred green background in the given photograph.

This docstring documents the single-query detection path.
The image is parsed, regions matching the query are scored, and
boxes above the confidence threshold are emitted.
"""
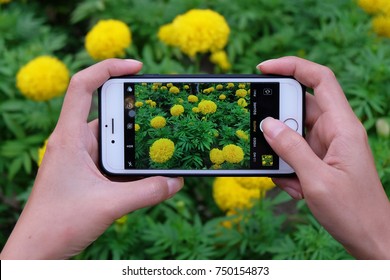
[1,0,390,259]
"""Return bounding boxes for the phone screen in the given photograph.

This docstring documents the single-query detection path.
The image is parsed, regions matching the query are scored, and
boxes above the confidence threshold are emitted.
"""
[122,81,280,171]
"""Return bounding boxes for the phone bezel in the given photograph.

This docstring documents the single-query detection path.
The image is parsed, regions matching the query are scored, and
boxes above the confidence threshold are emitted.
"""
[98,74,305,177]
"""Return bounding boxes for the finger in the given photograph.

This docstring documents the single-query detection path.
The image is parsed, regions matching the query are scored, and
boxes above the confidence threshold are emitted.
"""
[262,117,326,183]
[257,56,353,116]
[59,59,143,128]
[105,177,184,219]
[272,177,303,200]
[88,119,99,140]
[87,119,99,164]
[305,92,322,130]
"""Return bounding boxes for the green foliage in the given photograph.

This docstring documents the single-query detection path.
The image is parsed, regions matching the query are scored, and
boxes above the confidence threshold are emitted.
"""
[1,0,389,260]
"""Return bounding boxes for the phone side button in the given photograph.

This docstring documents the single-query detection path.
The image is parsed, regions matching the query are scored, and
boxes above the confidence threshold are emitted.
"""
[284,118,298,131]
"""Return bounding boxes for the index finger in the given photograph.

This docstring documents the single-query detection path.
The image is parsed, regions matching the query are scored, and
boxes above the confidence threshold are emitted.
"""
[257,56,354,116]
[58,59,143,128]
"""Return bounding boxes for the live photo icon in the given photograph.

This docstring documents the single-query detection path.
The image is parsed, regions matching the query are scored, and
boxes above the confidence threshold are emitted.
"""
[263,88,272,95]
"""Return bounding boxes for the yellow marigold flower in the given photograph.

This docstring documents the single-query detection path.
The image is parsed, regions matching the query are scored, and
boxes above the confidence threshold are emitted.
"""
[376,118,390,138]
[150,101,157,108]
[167,83,173,88]
[188,94,199,103]
[198,100,217,115]
[358,0,390,15]
[150,116,167,128]
[373,15,390,37]
[210,148,225,165]
[192,107,200,113]
[37,139,48,166]
[238,83,246,89]
[135,124,140,132]
[213,177,261,212]
[16,56,70,101]
[170,104,184,116]
[160,86,168,91]
[135,101,143,107]
[216,84,223,90]
[203,87,214,94]
[211,164,222,170]
[158,9,230,57]
[115,215,128,225]
[236,130,249,141]
[85,19,131,60]
[235,88,247,98]
[222,144,244,163]
[227,82,234,89]
[219,94,226,100]
[169,86,180,94]
[210,50,231,71]
[237,98,248,108]
[149,138,175,163]
[234,177,275,191]
[184,85,190,90]
[145,99,153,104]
[0,0,12,4]
[221,209,242,229]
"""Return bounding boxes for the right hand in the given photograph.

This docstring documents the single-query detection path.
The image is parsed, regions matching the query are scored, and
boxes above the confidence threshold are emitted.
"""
[258,56,390,259]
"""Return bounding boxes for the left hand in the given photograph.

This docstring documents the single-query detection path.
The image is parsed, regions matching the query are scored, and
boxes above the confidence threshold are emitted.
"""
[0,59,183,259]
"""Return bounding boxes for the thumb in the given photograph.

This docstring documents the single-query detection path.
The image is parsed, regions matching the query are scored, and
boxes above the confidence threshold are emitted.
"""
[105,176,184,219]
[261,117,323,180]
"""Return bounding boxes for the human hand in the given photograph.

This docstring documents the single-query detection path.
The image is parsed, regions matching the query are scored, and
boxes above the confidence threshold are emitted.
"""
[257,56,390,259]
[0,59,183,259]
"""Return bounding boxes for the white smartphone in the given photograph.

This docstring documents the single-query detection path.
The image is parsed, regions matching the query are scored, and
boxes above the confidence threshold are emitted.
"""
[98,74,305,176]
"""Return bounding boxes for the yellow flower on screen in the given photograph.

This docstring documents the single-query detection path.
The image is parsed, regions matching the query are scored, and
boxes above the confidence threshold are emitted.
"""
[219,94,226,100]
[150,116,167,129]
[85,19,131,60]
[149,138,175,163]
[209,148,225,165]
[198,100,217,115]
[170,104,184,116]
[235,89,247,98]
[16,56,70,101]
[222,144,244,163]
[236,130,249,141]
[135,101,143,107]
[237,98,248,108]
[188,95,199,103]
[169,86,180,94]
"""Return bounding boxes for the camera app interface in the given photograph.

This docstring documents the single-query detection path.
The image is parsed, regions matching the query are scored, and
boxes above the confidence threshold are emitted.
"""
[123,81,279,170]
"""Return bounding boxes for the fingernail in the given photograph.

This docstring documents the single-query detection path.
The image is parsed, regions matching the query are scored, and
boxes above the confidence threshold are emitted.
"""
[262,117,286,139]
[256,59,276,69]
[167,177,183,197]
[283,186,303,200]
[125,59,143,65]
